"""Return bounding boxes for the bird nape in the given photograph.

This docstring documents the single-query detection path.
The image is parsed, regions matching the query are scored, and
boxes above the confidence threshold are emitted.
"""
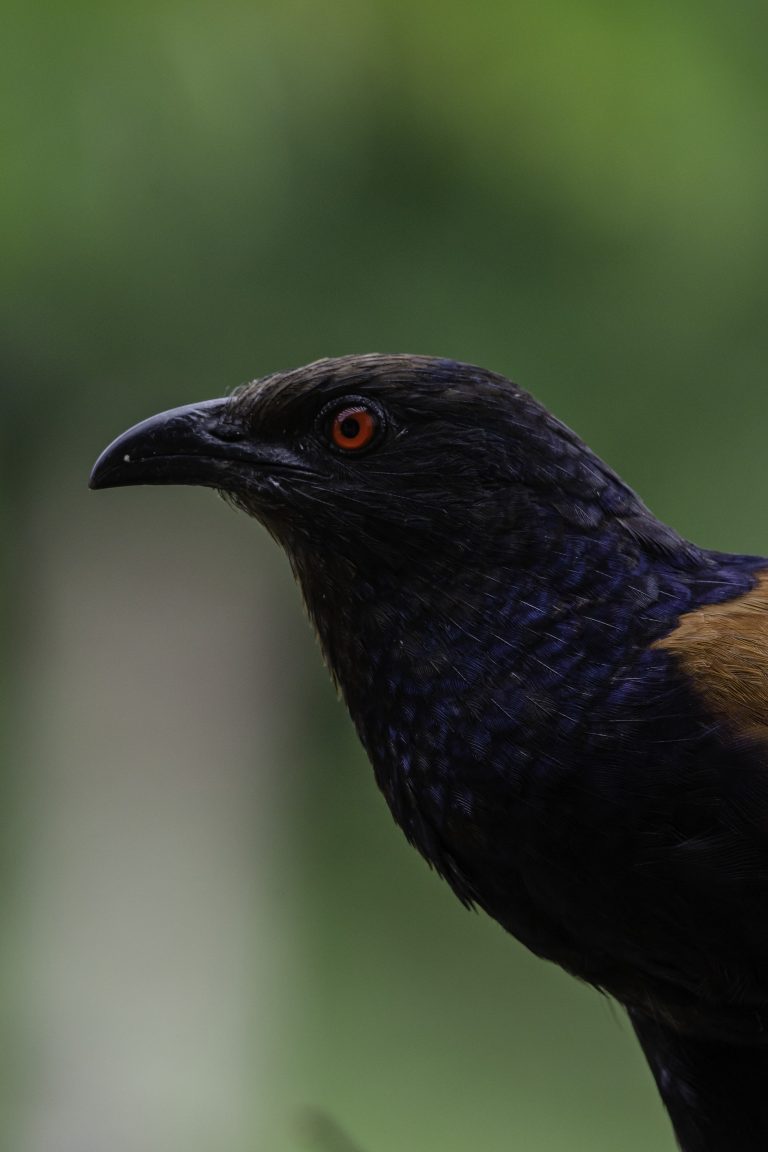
[90,354,768,1151]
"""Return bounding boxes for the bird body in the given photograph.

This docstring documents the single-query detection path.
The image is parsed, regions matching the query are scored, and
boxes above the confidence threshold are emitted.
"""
[90,355,768,1150]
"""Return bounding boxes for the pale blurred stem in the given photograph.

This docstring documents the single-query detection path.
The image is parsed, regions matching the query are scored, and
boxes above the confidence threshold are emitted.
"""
[0,379,36,1146]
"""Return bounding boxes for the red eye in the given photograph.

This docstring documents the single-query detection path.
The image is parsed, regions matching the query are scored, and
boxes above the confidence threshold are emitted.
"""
[330,405,378,451]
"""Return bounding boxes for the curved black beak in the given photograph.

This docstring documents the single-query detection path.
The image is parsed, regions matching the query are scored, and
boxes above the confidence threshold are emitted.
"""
[89,399,244,491]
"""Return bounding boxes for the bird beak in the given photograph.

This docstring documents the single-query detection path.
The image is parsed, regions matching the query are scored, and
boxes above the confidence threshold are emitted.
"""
[89,399,243,491]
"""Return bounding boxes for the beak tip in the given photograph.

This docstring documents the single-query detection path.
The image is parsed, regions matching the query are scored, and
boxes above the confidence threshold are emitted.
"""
[88,448,120,491]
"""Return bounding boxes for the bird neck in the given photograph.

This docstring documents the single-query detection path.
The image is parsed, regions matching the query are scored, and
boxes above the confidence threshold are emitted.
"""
[295,526,763,738]
[301,525,647,674]
[295,527,653,748]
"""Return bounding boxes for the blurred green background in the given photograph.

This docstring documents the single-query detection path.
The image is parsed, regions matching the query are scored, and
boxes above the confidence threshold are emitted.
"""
[3,2,768,1149]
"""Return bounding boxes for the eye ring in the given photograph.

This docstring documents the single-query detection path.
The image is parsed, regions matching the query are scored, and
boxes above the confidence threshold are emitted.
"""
[320,397,385,454]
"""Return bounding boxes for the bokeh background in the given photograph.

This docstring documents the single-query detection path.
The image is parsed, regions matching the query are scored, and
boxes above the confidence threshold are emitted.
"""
[3,2,768,1150]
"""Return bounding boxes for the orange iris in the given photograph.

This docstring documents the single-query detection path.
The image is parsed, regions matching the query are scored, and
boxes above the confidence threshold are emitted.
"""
[331,405,377,451]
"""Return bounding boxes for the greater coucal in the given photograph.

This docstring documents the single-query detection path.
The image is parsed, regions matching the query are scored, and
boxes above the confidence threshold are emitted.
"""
[90,355,768,1151]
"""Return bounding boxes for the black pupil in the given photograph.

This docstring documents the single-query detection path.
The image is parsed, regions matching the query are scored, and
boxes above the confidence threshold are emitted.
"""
[340,415,361,439]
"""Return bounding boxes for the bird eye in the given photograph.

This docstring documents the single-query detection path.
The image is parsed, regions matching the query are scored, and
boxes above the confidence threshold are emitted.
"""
[329,403,379,452]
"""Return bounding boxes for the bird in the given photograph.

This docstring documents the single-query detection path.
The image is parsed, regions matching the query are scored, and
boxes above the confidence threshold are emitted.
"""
[89,354,768,1151]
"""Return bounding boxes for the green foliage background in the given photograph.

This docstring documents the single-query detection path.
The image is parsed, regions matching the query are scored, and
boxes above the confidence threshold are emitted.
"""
[3,3,768,1150]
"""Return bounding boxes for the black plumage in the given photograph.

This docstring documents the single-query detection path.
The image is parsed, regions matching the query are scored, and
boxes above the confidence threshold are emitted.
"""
[90,354,768,1150]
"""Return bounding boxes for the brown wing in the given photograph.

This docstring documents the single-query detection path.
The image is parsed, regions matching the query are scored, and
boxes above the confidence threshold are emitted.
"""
[654,571,768,740]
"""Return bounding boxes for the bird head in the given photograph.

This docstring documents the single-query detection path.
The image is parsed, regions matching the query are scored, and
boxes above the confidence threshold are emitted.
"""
[92,355,535,567]
[90,353,696,685]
